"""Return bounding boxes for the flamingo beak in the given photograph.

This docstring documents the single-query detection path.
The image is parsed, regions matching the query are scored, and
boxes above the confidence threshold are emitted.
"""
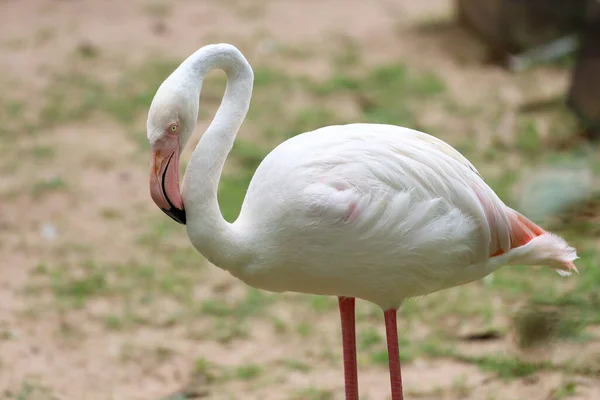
[149,137,186,225]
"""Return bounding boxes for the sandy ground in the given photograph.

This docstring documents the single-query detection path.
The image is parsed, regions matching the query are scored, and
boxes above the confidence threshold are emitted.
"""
[1,0,598,399]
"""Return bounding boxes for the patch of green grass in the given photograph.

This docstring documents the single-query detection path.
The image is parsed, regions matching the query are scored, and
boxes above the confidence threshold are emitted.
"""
[218,172,255,222]
[289,387,334,400]
[238,288,271,317]
[460,353,548,379]
[114,261,196,303]
[515,118,542,156]
[295,321,313,337]
[104,314,124,330]
[410,71,447,96]
[367,64,445,97]
[358,327,383,350]
[368,334,424,366]
[196,288,273,342]
[428,342,598,379]
[213,318,250,343]
[253,66,295,88]
[412,341,548,378]
[267,316,287,335]
[553,381,577,399]
[29,145,55,160]
[370,349,390,366]
[230,139,269,170]
[487,168,519,206]
[284,108,348,138]
[137,214,188,251]
[278,358,311,372]
[200,298,233,317]
[46,261,108,308]
[311,74,361,96]
[200,288,273,321]
[454,134,478,159]
[128,128,151,152]
[234,363,262,380]
[308,295,336,313]
[5,379,51,400]
[5,100,25,117]
[31,176,67,198]
[200,288,271,319]
[167,246,203,271]
[193,357,214,378]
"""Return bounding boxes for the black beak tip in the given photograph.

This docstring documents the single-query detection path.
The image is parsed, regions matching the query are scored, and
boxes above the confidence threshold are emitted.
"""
[161,207,187,225]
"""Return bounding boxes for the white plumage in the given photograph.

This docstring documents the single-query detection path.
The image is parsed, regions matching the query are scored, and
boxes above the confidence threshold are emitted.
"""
[228,123,576,309]
[146,43,578,400]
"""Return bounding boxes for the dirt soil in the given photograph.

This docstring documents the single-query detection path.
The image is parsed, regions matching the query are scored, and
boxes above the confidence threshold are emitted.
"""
[1,1,598,400]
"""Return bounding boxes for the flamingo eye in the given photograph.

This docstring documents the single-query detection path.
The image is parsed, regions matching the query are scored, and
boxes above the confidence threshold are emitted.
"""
[168,123,179,133]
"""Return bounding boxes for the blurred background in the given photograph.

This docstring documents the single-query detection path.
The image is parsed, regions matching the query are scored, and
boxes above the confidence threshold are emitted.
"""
[1,0,599,399]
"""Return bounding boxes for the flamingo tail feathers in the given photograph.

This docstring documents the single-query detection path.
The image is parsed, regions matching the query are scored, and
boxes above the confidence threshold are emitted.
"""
[496,210,579,276]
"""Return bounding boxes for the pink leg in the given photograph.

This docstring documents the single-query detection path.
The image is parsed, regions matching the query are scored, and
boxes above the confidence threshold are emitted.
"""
[338,296,359,400]
[384,308,403,400]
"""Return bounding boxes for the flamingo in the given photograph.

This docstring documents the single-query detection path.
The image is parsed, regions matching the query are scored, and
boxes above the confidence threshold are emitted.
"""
[147,43,578,400]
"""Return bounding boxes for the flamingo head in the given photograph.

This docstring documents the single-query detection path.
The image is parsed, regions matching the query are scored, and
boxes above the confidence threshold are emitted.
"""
[147,82,200,225]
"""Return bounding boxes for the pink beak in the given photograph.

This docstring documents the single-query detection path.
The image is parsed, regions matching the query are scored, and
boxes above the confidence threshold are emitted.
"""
[149,136,186,224]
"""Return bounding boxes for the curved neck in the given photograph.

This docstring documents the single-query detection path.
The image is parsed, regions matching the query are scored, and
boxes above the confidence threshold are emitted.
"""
[180,45,254,270]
